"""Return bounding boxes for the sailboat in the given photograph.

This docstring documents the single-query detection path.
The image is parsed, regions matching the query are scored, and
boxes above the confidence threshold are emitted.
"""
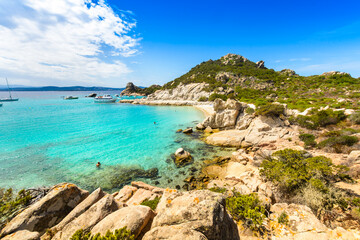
[0,78,19,102]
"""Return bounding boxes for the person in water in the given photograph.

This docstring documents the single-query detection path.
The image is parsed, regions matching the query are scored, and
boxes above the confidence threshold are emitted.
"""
[154,121,156,124]
[96,162,101,167]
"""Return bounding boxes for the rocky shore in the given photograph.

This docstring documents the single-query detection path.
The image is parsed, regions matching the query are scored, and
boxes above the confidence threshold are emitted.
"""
[3,95,360,239]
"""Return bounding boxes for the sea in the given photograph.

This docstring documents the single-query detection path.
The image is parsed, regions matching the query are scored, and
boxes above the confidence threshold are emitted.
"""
[0,91,227,192]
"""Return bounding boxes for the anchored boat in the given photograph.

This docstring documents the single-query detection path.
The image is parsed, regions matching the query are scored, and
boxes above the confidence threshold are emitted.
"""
[94,94,116,103]
[64,96,79,100]
[0,78,19,102]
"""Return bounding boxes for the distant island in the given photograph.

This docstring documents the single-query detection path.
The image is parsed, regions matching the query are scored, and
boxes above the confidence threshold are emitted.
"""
[0,86,127,91]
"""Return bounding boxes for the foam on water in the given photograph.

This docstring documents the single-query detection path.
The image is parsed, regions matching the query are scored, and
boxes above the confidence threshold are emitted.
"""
[0,92,227,191]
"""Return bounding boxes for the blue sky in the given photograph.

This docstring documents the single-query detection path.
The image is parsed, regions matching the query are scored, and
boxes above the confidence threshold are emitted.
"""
[0,0,360,87]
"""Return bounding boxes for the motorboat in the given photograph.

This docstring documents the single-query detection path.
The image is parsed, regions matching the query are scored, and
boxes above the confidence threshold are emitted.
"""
[64,96,79,100]
[94,94,116,103]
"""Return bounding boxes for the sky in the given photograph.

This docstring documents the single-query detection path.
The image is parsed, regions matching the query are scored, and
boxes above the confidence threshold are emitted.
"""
[0,0,360,87]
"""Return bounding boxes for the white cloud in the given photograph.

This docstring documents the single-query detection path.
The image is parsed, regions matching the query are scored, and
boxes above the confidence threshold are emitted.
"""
[0,0,139,86]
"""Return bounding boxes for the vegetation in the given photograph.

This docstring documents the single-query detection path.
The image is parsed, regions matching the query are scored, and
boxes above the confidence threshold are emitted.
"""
[209,187,227,194]
[350,111,360,124]
[198,96,208,102]
[0,188,32,230]
[245,107,255,114]
[277,211,289,226]
[255,103,284,118]
[299,133,317,148]
[318,135,358,152]
[71,227,135,240]
[160,54,360,110]
[226,193,267,232]
[140,85,161,96]
[140,196,161,211]
[291,109,346,129]
[208,93,227,101]
[260,149,353,212]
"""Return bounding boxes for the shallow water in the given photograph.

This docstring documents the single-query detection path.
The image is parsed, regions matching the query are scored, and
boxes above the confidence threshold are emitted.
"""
[0,91,227,191]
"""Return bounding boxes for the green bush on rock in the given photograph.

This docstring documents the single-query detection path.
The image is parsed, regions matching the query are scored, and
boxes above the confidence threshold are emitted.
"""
[208,93,228,101]
[291,109,346,129]
[226,193,267,232]
[71,227,135,240]
[255,103,285,118]
[140,196,161,211]
[299,133,317,148]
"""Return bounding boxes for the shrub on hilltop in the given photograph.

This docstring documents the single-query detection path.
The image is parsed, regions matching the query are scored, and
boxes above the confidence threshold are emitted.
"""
[291,109,346,129]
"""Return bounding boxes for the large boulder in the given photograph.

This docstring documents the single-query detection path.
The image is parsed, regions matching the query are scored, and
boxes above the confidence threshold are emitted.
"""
[50,188,105,232]
[91,205,155,238]
[143,226,208,240]
[52,194,121,240]
[150,189,239,240]
[0,183,88,237]
[206,130,244,147]
[202,99,245,130]
[1,230,40,240]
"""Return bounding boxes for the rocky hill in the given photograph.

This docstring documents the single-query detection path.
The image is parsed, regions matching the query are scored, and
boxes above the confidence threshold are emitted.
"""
[121,82,161,96]
[149,53,360,111]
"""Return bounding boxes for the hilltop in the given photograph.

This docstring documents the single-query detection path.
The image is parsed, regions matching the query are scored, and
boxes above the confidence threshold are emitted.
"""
[154,54,360,111]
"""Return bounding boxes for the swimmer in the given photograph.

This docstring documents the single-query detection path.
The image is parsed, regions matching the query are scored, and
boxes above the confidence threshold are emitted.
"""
[96,162,101,167]
[154,122,156,124]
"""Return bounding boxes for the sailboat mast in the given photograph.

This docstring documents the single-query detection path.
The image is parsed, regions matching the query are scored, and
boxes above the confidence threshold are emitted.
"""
[5,78,12,99]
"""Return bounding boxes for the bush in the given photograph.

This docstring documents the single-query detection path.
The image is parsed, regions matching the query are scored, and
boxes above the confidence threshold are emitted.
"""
[140,196,161,211]
[292,109,347,129]
[198,96,208,102]
[226,193,267,231]
[350,111,360,124]
[260,149,348,193]
[278,211,289,225]
[209,187,227,194]
[255,104,285,118]
[318,135,359,149]
[299,133,317,148]
[245,107,255,114]
[71,227,135,240]
[208,93,228,101]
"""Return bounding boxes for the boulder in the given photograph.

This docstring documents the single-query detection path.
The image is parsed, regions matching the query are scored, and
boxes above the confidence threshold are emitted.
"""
[206,130,244,147]
[91,205,155,238]
[1,230,40,240]
[174,148,193,167]
[348,150,360,164]
[204,126,213,133]
[126,188,160,206]
[143,226,208,240]
[256,60,265,69]
[51,188,105,232]
[114,185,138,202]
[0,183,88,237]
[131,181,164,194]
[52,194,121,240]
[182,128,193,134]
[151,190,239,240]
[196,123,206,130]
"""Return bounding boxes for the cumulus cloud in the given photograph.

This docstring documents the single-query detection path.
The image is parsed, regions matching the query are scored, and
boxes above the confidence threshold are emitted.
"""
[0,0,139,86]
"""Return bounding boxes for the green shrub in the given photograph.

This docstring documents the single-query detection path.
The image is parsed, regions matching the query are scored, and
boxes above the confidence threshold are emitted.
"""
[198,96,208,102]
[299,133,317,148]
[255,103,285,118]
[260,149,348,193]
[350,111,360,124]
[245,107,255,114]
[208,93,228,101]
[226,193,267,231]
[71,227,135,240]
[292,109,346,129]
[318,135,359,149]
[209,187,227,194]
[140,196,161,211]
[278,211,289,225]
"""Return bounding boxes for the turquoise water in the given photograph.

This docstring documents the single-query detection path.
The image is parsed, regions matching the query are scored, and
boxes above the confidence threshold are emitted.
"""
[0,91,223,191]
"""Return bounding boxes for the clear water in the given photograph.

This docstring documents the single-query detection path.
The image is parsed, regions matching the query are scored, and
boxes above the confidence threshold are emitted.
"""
[0,91,226,192]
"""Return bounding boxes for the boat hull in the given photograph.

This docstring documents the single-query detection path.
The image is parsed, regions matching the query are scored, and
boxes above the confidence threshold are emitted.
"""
[94,98,116,103]
[0,98,19,102]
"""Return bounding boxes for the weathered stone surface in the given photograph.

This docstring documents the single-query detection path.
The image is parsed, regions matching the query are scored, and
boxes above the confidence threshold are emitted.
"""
[131,181,164,194]
[206,130,244,147]
[147,82,210,101]
[143,226,208,240]
[91,205,154,238]
[196,123,206,130]
[114,185,137,202]
[182,127,193,134]
[152,190,239,240]
[126,188,160,206]
[0,183,88,237]
[51,188,105,232]
[52,194,120,240]
[1,230,40,240]
[202,99,245,130]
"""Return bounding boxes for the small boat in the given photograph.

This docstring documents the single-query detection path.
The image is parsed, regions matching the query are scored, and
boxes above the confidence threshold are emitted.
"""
[64,96,79,100]
[94,94,117,103]
[0,78,19,102]
[86,93,97,98]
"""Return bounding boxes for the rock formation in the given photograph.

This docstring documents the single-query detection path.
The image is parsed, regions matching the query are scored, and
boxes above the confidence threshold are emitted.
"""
[120,82,144,96]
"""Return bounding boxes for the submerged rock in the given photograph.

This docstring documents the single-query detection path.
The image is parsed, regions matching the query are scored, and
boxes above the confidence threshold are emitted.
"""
[183,127,193,134]
[174,148,193,168]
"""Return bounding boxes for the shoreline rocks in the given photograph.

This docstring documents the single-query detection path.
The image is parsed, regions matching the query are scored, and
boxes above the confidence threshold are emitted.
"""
[174,148,193,167]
